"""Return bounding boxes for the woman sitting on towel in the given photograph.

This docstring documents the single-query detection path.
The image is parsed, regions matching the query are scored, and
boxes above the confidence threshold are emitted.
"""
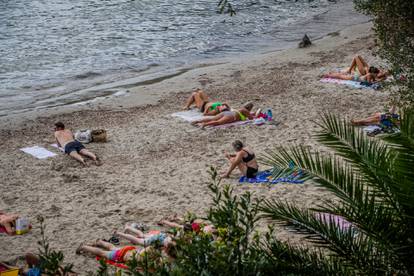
[324,55,389,83]
[191,102,254,129]
[0,211,19,235]
[222,140,259,179]
[184,88,230,115]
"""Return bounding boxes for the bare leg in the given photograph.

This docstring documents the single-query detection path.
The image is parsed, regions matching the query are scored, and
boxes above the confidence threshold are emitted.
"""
[96,239,117,250]
[354,55,368,75]
[78,244,111,259]
[229,157,247,175]
[124,226,144,237]
[351,112,381,126]
[115,231,144,245]
[184,91,209,110]
[192,113,223,125]
[79,149,101,166]
[69,151,87,166]
[324,72,354,81]
[200,116,235,128]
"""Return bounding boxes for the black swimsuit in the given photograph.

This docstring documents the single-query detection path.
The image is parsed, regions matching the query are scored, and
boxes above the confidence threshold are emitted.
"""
[242,149,258,178]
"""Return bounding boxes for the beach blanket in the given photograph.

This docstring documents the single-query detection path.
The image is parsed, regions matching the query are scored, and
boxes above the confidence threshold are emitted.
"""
[320,78,381,90]
[239,170,304,184]
[171,109,206,122]
[20,146,57,159]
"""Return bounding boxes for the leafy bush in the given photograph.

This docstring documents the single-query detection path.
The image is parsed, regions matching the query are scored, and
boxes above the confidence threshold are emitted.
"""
[354,0,414,104]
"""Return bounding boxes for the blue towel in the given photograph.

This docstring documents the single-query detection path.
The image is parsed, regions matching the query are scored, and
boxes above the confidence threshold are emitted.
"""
[239,170,304,184]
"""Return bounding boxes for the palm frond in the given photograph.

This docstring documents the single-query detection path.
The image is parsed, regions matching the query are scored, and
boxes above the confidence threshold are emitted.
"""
[260,200,403,274]
[259,230,356,275]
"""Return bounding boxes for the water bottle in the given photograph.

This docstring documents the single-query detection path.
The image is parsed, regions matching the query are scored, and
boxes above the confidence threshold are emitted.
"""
[266,108,273,121]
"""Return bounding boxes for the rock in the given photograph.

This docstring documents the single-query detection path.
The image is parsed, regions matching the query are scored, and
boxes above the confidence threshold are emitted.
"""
[298,34,312,48]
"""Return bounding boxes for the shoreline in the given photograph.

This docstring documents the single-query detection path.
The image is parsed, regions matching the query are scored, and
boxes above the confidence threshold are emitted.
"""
[0,22,391,273]
[0,22,372,129]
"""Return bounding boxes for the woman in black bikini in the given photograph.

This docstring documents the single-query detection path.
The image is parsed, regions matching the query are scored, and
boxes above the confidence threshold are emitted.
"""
[222,140,259,178]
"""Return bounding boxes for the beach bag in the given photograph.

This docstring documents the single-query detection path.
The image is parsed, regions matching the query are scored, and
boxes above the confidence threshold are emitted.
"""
[15,217,30,235]
[75,129,92,144]
[91,129,107,143]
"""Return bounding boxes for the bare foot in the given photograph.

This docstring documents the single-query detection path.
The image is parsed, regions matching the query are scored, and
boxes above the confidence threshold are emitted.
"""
[95,157,102,166]
[75,242,85,255]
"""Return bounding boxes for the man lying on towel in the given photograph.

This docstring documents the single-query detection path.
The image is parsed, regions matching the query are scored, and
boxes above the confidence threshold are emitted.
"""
[54,122,101,167]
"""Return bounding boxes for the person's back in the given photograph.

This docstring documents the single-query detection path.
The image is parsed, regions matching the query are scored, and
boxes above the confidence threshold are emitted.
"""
[54,128,74,148]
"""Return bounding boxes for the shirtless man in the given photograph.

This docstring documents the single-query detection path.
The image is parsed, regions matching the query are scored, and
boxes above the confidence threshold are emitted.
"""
[54,122,100,166]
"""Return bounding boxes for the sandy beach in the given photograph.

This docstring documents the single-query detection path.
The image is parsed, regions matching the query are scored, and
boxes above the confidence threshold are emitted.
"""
[0,22,390,273]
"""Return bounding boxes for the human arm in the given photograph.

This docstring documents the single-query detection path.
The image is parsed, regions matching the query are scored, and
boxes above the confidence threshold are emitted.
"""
[222,152,243,178]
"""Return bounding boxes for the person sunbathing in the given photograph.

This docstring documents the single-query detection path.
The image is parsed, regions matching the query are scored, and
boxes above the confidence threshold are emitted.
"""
[76,239,158,263]
[222,140,259,179]
[54,122,101,167]
[351,106,399,126]
[191,102,254,128]
[324,55,389,83]
[114,226,174,248]
[158,218,216,235]
[0,211,18,235]
[183,89,230,115]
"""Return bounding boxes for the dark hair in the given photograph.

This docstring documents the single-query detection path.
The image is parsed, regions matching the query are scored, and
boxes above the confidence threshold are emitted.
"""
[183,223,193,232]
[243,102,254,111]
[369,66,380,74]
[232,140,244,151]
[54,122,65,129]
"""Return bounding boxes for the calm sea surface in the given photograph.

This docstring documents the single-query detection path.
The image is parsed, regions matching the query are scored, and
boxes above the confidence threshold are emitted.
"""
[0,0,369,116]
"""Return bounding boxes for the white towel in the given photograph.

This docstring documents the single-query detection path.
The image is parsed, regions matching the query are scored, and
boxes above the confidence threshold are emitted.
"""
[171,109,207,122]
[20,146,57,159]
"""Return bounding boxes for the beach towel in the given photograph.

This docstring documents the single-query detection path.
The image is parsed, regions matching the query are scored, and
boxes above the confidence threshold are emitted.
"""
[239,170,304,184]
[171,109,206,122]
[320,78,381,90]
[20,146,57,159]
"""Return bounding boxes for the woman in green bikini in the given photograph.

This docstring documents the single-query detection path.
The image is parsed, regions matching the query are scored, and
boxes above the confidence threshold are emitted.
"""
[183,89,230,115]
[191,102,254,128]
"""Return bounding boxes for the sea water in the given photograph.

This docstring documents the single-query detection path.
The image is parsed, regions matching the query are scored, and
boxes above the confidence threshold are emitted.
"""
[0,0,369,116]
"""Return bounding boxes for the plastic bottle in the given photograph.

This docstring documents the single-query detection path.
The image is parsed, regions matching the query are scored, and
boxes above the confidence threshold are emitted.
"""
[266,108,273,121]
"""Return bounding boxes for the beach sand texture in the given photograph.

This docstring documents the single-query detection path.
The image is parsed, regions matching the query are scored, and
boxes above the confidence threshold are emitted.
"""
[0,23,390,273]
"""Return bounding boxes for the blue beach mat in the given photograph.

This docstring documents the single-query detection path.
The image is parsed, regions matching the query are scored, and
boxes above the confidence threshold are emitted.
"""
[239,170,304,184]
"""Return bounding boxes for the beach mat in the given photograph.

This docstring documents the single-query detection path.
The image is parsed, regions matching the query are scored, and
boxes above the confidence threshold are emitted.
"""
[210,120,252,129]
[20,146,57,159]
[239,170,304,184]
[320,78,380,90]
[171,109,206,122]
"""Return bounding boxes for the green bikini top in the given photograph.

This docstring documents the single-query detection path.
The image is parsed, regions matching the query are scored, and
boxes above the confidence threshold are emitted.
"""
[209,102,223,111]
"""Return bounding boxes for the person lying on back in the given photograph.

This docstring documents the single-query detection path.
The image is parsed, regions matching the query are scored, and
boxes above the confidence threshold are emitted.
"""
[54,122,101,166]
